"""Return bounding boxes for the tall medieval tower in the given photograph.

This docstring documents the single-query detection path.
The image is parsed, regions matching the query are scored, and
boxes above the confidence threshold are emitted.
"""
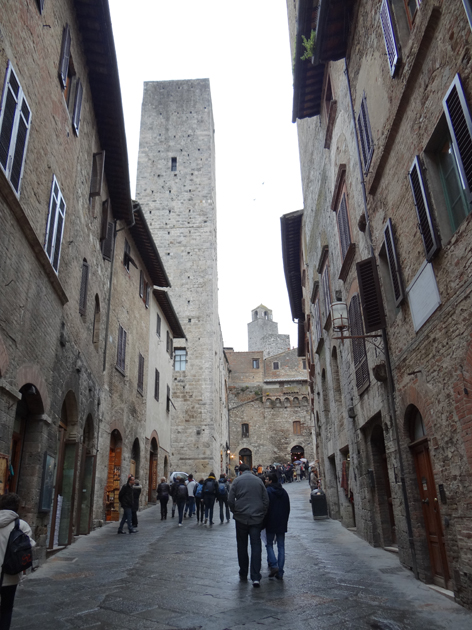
[136,79,228,477]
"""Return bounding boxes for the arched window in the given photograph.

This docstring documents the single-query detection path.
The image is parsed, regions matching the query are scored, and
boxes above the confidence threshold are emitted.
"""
[265,398,273,408]
[254,310,258,320]
[293,397,300,407]
[284,397,291,407]
[275,398,282,407]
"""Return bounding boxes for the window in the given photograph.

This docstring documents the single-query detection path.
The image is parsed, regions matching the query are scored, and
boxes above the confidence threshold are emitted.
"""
[463,0,472,30]
[174,349,187,371]
[383,218,404,306]
[380,0,400,76]
[93,295,100,344]
[139,271,144,298]
[145,284,150,309]
[124,239,131,271]
[171,157,177,171]
[293,421,301,435]
[116,325,127,374]
[323,75,337,149]
[349,295,369,392]
[90,152,105,198]
[356,257,386,333]
[358,93,374,173]
[241,424,249,438]
[321,260,332,325]
[0,63,31,195]
[58,24,83,136]
[336,191,355,280]
[408,156,440,261]
[79,259,89,315]
[166,385,171,413]
[37,1,45,15]
[156,313,161,337]
[154,369,160,401]
[311,282,323,351]
[137,353,144,394]
[273,362,280,370]
[302,359,307,370]
[403,0,421,27]
[252,358,260,369]
[44,176,66,273]
[100,200,114,261]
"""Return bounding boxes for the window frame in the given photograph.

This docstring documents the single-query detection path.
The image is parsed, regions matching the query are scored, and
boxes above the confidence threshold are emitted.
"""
[273,361,280,370]
[156,313,162,337]
[357,92,374,173]
[174,348,187,371]
[241,423,249,438]
[79,259,89,316]
[252,358,260,369]
[116,324,127,374]
[380,0,400,76]
[154,369,160,401]
[90,151,105,198]
[44,175,66,273]
[409,156,440,261]
[137,353,145,395]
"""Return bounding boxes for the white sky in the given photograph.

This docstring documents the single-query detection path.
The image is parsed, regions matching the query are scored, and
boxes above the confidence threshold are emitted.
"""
[109,0,303,351]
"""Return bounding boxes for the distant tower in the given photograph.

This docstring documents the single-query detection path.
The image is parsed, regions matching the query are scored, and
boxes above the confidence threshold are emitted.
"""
[136,79,227,476]
[248,305,290,358]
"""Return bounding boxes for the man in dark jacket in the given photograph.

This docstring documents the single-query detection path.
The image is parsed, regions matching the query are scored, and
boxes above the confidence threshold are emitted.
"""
[216,474,230,524]
[131,479,141,528]
[265,473,290,580]
[117,475,138,534]
[202,472,218,526]
[228,464,269,587]
[173,476,188,526]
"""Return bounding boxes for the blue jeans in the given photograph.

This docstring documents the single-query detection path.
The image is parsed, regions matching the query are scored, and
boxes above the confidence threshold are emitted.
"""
[118,507,133,532]
[185,496,195,516]
[218,498,230,522]
[177,500,186,524]
[235,521,262,582]
[266,531,285,577]
[204,496,216,523]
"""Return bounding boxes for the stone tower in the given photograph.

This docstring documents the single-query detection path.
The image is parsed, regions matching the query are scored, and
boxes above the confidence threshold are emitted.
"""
[248,305,290,358]
[136,79,228,477]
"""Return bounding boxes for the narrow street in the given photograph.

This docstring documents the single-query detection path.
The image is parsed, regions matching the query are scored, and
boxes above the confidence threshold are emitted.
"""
[13,482,472,630]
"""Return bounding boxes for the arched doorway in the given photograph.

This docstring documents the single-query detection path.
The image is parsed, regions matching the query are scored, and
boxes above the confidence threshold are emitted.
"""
[76,415,96,535]
[49,392,79,548]
[370,424,395,546]
[239,448,252,469]
[148,437,158,503]
[407,406,450,587]
[130,438,140,478]
[106,430,122,521]
[291,445,304,463]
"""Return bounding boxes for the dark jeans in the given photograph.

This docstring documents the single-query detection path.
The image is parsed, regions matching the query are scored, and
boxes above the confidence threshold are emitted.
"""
[266,531,285,577]
[218,498,230,522]
[235,520,262,582]
[132,510,138,528]
[204,496,216,523]
[177,500,186,524]
[195,497,204,522]
[159,496,169,518]
[118,506,133,532]
[185,496,195,516]
[0,585,17,630]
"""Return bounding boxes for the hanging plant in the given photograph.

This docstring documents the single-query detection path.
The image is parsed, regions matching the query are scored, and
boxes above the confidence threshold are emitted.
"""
[300,30,316,61]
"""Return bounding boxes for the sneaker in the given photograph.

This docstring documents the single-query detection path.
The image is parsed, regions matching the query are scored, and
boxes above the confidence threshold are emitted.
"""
[239,574,248,582]
[204,518,208,524]
[252,581,260,588]
[226,519,230,523]
[178,523,182,527]
[269,567,279,578]
[117,530,126,534]
[129,529,138,533]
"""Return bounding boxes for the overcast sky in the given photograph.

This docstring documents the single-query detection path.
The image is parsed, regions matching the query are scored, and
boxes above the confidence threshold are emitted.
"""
[109,0,303,352]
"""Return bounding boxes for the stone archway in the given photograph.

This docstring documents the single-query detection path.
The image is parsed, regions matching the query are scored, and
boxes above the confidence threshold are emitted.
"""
[239,448,252,469]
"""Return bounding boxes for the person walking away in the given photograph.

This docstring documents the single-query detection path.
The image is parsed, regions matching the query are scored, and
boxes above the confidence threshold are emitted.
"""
[185,474,197,519]
[117,476,137,533]
[174,477,188,526]
[202,472,218,526]
[265,473,290,581]
[131,478,141,529]
[194,478,205,524]
[217,474,230,524]
[170,476,180,518]
[0,493,36,630]
[228,463,269,587]
[157,477,170,520]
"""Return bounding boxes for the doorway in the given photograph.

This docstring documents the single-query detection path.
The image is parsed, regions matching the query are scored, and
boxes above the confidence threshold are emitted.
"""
[148,437,158,503]
[131,438,140,479]
[106,430,122,521]
[291,445,304,463]
[370,424,396,546]
[239,448,252,469]
[76,415,96,535]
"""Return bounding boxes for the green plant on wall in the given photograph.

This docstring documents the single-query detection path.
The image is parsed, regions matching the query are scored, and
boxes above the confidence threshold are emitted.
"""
[300,29,316,61]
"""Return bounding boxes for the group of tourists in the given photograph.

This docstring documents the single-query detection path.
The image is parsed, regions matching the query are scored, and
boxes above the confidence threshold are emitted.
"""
[235,460,311,483]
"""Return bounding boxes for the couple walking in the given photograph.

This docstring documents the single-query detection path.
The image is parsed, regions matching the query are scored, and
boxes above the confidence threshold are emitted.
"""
[228,464,290,587]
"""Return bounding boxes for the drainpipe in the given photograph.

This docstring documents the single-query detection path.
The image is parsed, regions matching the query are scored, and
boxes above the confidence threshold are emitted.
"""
[344,59,418,579]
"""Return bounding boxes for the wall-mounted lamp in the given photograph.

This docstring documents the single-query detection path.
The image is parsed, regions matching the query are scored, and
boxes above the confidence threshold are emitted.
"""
[331,301,382,341]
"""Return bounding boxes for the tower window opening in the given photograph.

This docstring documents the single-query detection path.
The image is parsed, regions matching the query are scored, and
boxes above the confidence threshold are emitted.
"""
[171,157,177,171]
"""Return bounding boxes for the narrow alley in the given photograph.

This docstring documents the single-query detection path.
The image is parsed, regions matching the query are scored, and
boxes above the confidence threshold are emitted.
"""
[12,482,472,630]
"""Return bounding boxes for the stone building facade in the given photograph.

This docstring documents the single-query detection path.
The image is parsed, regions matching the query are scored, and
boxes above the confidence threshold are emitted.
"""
[248,305,290,357]
[136,80,229,478]
[283,0,472,609]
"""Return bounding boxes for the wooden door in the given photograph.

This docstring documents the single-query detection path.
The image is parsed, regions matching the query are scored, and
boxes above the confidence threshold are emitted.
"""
[106,446,121,521]
[77,452,95,535]
[412,440,449,586]
[148,453,157,503]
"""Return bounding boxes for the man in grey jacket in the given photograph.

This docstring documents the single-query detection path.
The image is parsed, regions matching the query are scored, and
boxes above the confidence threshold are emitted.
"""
[228,464,269,587]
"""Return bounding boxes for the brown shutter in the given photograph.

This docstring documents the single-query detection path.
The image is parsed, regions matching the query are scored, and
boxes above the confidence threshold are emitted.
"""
[383,218,404,306]
[58,25,71,89]
[379,0,399,76]
[349,295,370,391]
[90,152,105,197]
[408,156,440,261]
[443,74,472,205]
[357,93,374,173]
[79,260,89,315]
[72,78,83,136]
[356,257,386,333]
[337,193,352,260]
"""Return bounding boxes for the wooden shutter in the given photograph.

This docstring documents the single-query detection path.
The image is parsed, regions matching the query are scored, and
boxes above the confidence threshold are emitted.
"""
[156,313,161,337]
[72,78,83,136]
[379,0,399,76]
[44,176,66,273]
[357,93,374,172]
[139,271,144,298]
[349,295,370,391]
[117,325,126,372]
[100,200,109,242]
[337,193,352,260]
[154,369,160,401]
[145,285,150,309]
[356,257,386,333]
[321,263,331,322]
[58,25,71,89]
[79,260,89,315]
[138,353,144,394]
[37,0,45,14]
[383,219,404,306]
[90,152,105,197]
[408,156,440,261]
[443,74,472,205]
[102,222,114,261]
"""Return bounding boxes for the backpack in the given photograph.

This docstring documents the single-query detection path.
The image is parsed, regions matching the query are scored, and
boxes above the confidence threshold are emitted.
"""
[176,484,187,500]
[195,483,203,498]
[218,481,227,498]
[203,479,215,495]
[2,519,32,576]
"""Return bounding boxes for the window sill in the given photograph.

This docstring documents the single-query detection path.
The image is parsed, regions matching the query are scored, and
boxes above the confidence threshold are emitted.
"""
[115,365,126,376]
[338,243,356,282]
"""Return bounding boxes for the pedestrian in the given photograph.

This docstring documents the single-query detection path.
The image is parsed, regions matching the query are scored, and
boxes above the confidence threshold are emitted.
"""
[228,463,269,587]
[194,478,205,524]
[173,476,188,526]
[264,472,290,581]
[202,471,218,526]
[170,476,179,518]
[216,473,230,524]
[157,477,170,520]
[309,467,318,491]
[131,478,141,529]
[0,493,36,630]
[185,474,197,518]
[117,475,138,534]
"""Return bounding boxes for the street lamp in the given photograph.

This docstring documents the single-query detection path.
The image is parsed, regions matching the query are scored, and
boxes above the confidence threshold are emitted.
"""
[330,301,382,341]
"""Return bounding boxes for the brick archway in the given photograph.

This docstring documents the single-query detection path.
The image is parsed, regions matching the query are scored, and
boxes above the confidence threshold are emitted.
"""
[16,363,50,414]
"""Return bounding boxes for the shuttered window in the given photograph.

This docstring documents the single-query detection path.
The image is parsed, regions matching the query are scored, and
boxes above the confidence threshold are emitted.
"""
[337,193,352,260]
[349,295,370,392]
[383,219,404,306]
[139,271,144,298]
[93,296,100,344]
[321,262,332,324]
[44,175,66,273]
[90,152,105,197]
[0,64,31,195]
[156,313,161,337]
[72,78,83,136]
[313,298,323,349]
[409,156,440,261]
[356,257,386,333]
[79,259,89,315]
[100,200,114,261]
[116,325,127,373]
[380,0,400,76]
[443,74,472,206]
[242,424,249,438]
[145,284,150,309]
[166,385,171,413]
[154,369,160,401]
[357,93,374,173]
[37,0,45,14]
[58,25,71,89]
[166,330,170,354]
[137,353,144,394]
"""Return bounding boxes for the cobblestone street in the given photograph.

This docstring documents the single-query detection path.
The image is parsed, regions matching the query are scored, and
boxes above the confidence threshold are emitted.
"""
[13,482,472,630]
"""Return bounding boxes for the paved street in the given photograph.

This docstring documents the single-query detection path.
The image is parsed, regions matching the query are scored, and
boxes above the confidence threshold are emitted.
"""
[13,482,472,630]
